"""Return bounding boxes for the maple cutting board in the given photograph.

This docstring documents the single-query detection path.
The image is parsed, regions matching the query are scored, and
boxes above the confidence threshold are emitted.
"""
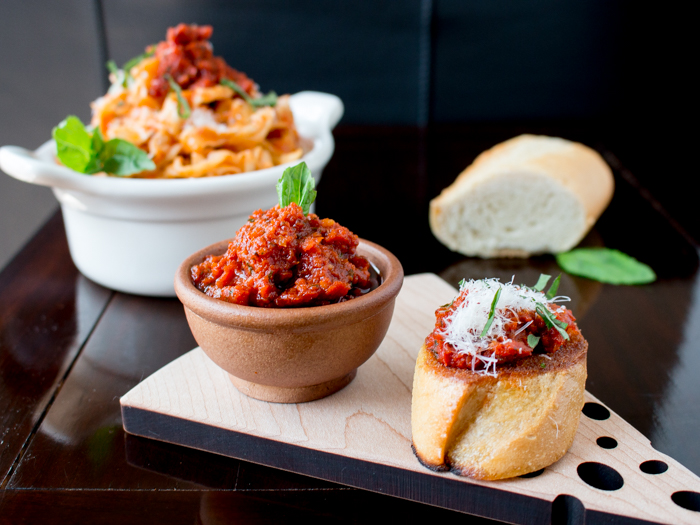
[121,274,700,524]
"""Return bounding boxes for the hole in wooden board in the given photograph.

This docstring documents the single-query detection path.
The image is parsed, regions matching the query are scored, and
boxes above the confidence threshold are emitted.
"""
[596,436,617,449]
[672,491,700,512]
[519,468,544,478]
[639,460,668,474]
[551,494,585,525]
[582,402,610,420]
[577,462,624,491]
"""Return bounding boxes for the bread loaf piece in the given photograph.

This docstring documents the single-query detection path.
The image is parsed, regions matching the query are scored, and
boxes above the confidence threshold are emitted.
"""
[411,332,587,480]
[429,134,614,258]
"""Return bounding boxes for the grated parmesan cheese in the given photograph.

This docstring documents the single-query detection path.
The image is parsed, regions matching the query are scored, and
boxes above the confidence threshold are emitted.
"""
[439,277,569,376]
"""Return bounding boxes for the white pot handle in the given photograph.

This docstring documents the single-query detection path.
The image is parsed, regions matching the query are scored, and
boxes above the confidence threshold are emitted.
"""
[289,91,344,131]
[0,145,83,192]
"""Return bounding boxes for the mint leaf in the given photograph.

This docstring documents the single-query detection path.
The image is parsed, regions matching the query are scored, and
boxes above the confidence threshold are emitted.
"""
[99,139,155,176]
[480,287,502,337]
[220,78,277,107]
[527,334,540,349]
[535,302,569,341]
[276,162,316,214]
[53,116,95,173]
[545,274,561,299]
[533,274,551,292]
[166,75,191,119]
[556,248,656,285]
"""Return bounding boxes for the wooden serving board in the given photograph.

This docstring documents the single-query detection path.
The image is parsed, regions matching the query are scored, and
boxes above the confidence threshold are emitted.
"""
[121,274,700,524]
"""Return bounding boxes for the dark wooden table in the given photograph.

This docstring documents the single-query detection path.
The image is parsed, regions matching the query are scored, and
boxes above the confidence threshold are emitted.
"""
[1,125,699,524]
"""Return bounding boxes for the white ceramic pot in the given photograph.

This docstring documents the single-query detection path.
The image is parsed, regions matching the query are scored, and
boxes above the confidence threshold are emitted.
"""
[0,91,343,297]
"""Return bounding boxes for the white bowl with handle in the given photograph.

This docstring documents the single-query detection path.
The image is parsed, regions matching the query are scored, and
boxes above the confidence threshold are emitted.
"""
[0,91,343,297]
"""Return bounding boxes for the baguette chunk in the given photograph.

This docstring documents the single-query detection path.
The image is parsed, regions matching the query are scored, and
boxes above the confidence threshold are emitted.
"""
[411,331,587,480]
[429,134,613,257]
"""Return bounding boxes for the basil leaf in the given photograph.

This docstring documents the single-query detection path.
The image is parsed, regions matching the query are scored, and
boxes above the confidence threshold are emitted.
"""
[106,60,120,76]
[166,75,191,119]
[545,274,561,300]
[480,287,502,337]
[249,90,278,108]
[220,78,277,107]
[53,116,95,173]
[122,48,154,72]
[99,139,155,176]
[556,248,656,285]
[535,302,569,341]
[533,274,551,292]
[527,334,540,349]
[276,162,316,214]
[106,60,128,90]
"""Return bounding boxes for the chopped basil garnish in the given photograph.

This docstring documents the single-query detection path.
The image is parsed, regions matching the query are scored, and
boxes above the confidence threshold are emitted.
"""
[166,75,191,119]
[105,48,154,91]
[545,274,561,300]
[535,302,569,341]
[480,287,502,337]
[533,274,551,292]
[556,248,656,285]
[276,162,316,214]
[53,116,155,176]
[220,78,278,108]
[122,48,155,72]
[527,334,540,349]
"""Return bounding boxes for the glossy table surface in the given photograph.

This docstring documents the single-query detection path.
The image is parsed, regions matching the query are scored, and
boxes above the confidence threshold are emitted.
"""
[1,125,698,524]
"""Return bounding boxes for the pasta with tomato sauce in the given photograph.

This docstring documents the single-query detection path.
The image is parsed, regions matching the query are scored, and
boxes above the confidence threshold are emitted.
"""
[90,24,305,178]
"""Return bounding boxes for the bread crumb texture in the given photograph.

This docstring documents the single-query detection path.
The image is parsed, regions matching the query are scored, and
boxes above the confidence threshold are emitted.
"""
[429,134,613,258]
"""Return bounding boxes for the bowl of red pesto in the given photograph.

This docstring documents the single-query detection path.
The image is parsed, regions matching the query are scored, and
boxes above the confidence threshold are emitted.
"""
[174,202,404,403]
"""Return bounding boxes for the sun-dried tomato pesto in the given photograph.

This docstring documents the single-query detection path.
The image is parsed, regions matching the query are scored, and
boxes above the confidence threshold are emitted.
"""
[191,203,372,307]
[425,281,580,371]
[148,24,255,99]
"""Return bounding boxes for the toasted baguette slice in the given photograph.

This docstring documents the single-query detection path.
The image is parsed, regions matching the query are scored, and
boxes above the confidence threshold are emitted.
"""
[411,332,587,480]
[429,134,613,258]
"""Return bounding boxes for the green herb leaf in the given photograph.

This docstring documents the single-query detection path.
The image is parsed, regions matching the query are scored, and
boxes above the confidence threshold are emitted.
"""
[458,278,466,289]
[540,362,547,369]
[105,60,128,90]
[276,162,317,214]
[99,138,155,176]
[106,60,120,76]
[535,302,569,341]
[166,75,191,119]
[53,116,153,176]
[527,334,540,349]
[220,78,277,107]
[53,116,95,173]
[249,90,278,108]
[545,274,562,300]
[480,287,502,337]
[533,274,551,292]
[556,248,656,285]
[122,48,154,72]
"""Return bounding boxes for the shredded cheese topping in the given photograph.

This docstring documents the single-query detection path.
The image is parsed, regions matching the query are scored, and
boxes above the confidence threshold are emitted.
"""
[439,277,569,376]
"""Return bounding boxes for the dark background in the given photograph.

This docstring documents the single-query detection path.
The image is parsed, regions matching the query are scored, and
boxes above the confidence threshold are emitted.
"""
[0,0,695,268]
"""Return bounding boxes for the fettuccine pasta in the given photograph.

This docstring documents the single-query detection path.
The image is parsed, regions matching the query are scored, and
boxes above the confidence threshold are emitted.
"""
[90,24,305,178]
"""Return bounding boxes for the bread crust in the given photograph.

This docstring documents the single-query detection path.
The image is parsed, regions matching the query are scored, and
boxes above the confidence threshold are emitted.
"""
[411,331,587,480]
[429,134,613,258]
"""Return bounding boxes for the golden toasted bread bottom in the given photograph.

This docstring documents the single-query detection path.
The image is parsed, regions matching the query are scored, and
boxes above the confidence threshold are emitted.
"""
[411,333,587,480]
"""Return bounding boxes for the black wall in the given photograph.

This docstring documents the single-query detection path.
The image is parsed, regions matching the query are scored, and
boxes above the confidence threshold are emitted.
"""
[0,0,694,269]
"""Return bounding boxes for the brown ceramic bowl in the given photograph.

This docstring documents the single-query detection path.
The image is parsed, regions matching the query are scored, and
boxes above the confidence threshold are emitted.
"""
[174,238,403,403]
